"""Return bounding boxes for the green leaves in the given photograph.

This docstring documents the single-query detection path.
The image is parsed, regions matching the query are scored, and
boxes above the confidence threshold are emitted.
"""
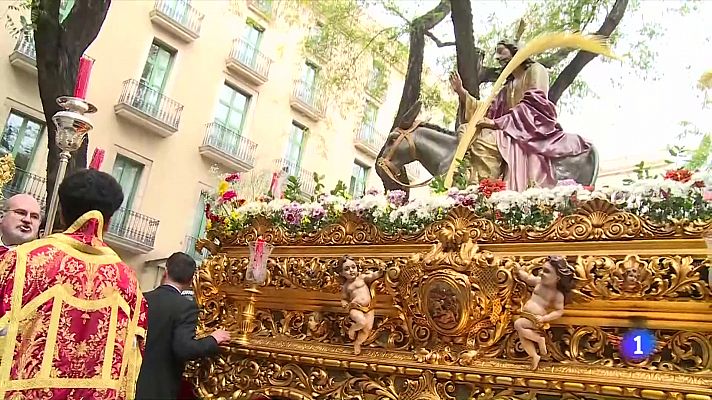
[284,176,302,202]
[330,180,349,198]
[312,172,326,201]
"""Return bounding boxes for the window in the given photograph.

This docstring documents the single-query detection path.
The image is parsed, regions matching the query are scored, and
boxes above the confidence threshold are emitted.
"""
[162,0,191,25]
[141,41,174,93]
[350,162,369,198]
[59,0,75,22]
[253,0,273,15]
[1,111,44,171]
[215,83,250,134]
[137,41,175,114]
[367,60,386,94]
[111,154,144,232]
[112,154,144,211]
[361,102,377,140]
[191,190,208,239]
[283,122,307,174]
[301,62,319,99]
[239,20,264,68]
[309,22,323,41]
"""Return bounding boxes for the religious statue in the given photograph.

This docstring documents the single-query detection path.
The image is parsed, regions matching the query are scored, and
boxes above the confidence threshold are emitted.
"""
[338,255,384,355]
[450,38,593,191]
[513,256,576,370]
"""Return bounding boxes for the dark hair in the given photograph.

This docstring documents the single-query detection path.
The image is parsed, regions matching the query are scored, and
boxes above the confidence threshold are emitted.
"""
[547,255,576,304]
[166,252,197,285]
[58,169,124,224]
[496,40,534,75]
[337,255,354,274]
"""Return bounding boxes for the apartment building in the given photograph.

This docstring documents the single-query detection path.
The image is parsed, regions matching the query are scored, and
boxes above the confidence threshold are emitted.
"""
[0,0,415,288]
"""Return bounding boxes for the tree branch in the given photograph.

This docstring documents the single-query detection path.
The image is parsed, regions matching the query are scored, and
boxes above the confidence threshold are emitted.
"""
[537,48,573,68]
[450,0,480,103]
[389,0,451,131]
[425,30,456,47]
[413,0,451,30]
[64,0,111,51]
[549,0,628,104]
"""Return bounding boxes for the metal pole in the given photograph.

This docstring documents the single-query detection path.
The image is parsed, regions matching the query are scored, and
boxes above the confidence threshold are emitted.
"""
[43,151,71,237]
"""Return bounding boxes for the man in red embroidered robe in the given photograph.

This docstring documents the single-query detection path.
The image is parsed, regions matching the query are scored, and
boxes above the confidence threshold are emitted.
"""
[0,169,148,400]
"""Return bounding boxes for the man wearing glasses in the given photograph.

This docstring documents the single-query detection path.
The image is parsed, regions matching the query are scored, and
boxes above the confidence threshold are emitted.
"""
[0,193,41,254]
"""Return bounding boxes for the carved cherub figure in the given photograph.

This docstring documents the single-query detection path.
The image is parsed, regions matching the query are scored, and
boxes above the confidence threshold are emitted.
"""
[513,255,575,370]
[338,255,384,355]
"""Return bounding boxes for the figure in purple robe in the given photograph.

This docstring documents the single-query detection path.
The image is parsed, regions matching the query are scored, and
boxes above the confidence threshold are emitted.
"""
[450,40,591,191]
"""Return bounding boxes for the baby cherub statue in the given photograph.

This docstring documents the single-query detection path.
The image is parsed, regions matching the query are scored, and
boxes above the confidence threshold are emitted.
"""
[513,255,575,370]
[338,255,384,355]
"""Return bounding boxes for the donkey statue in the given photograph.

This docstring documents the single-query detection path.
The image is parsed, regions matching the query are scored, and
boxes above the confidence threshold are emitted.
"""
[375,102,599,198]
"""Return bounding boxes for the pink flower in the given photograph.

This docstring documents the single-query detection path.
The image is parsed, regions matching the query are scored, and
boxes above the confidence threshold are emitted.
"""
[221,190,237,202]
[225,173,240,183]
[703,190,712,202]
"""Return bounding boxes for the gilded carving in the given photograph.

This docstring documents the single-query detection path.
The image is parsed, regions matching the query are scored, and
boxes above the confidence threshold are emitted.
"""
[574,255,711,301]
[189,200,712,399]
[211,200,712,247]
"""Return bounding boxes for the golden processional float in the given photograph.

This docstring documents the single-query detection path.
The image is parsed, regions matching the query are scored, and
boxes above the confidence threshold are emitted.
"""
[186,35,712,400]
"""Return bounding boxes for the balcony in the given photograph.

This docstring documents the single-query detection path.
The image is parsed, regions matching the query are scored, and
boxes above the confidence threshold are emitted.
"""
[149,0,203,42]
[199,123,257,172]
[354,123,386,158]
[290,80,326,121]
[274,159,315,197]
[226,38,271,86]
[105,208,159,254]
[185,235,209,262]
[2,168,47,208]
[247,0,273,20]
[8,34,37,74]
[114,79,183,137]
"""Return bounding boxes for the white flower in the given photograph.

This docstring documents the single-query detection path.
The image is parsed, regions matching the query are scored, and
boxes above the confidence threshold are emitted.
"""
[267,199,290,213]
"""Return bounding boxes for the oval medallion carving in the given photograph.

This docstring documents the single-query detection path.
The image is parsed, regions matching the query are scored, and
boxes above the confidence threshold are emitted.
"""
[422,274,469,336]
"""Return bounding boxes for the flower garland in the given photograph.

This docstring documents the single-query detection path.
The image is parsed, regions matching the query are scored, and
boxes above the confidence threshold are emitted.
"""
[204,169,712,236]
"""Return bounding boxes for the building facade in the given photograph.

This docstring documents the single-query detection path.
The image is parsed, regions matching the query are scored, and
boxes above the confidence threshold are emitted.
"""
[0,0,413,289]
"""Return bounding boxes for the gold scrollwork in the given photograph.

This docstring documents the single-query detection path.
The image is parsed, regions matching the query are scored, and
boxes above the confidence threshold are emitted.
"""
[212,200,712,247]
[190,196,712,399]
[387,216,522,350]
[573,254,711,300]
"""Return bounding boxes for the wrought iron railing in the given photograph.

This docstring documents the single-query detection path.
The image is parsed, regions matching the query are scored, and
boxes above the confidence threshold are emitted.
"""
[274,158,316,196]
[13,33,36,61]
[185,235,209,261]
[117,79,183,130]
[107,207,159,248]
[203,122,257,166]
[355,123,386,152]
[292,80,326,115]
[2,168,46,207]
[153,0,203,35]
[229,38,271,79]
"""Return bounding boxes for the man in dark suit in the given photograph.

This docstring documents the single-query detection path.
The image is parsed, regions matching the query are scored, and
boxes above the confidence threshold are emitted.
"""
[136,252,230,399]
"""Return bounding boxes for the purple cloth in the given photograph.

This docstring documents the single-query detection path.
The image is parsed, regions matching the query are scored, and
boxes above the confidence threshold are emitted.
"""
[489,89,591,191]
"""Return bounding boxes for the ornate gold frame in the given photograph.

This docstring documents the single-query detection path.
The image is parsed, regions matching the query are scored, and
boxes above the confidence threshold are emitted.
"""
[190,200,712,399]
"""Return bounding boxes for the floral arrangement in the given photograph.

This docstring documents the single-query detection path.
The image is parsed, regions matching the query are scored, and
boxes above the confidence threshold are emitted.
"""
[203,169,712,236]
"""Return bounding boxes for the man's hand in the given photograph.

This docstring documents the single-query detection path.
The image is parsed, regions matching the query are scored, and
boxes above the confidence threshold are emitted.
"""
[449,71,465,96]
[476,118,497,130]
[210,329,231,344]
